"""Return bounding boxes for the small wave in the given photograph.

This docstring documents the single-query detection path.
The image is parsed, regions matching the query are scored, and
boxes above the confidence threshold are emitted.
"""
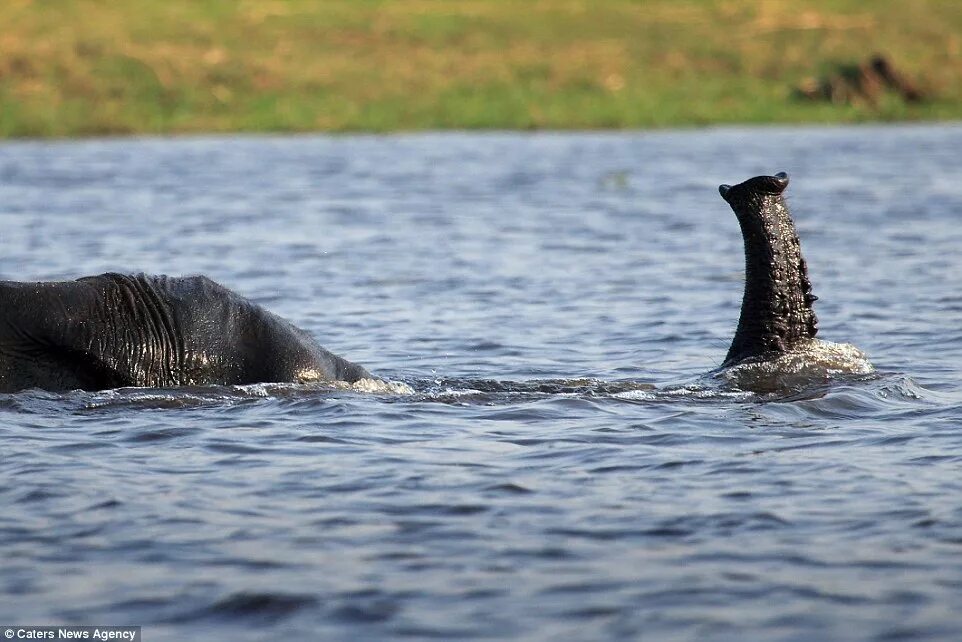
[348,378,415,395]
[403,375,870,405]
[610,388,658,401]
[240,377,415,396]
[418,377,656,397]
[180,591,318,624]
[77,386,269,412]
[5,356,881,414]
[412,377,763,404]
[329,590,400,624]
[69,376,415,412]
[714,339,875,393]
[238,377,415,396]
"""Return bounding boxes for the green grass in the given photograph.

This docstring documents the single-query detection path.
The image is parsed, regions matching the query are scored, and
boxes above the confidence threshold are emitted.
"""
[0,0,960,137]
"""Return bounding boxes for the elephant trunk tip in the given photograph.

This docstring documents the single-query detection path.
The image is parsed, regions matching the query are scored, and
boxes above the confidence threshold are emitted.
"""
[719,172,790,205]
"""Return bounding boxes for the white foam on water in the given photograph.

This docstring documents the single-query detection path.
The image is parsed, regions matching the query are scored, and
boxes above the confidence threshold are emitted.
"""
[349,378,416,395]
[611,388,658,401]
[717,339,874,392]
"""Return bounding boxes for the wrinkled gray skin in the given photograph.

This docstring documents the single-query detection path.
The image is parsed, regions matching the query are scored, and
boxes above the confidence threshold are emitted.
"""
[0,273,370,392]
[719,172,819,367]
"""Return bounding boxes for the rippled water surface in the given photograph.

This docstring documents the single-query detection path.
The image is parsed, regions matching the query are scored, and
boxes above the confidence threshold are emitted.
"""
[2,126,961,641]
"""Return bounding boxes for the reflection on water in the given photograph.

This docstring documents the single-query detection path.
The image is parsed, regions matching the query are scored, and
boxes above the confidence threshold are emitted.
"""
[2,125,962,641]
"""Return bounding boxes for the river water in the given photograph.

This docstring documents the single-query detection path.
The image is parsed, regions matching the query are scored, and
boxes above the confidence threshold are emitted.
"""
[1,125,960,641]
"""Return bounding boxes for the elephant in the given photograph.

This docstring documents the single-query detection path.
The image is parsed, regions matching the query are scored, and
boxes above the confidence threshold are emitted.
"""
[0,171,856,393]
[0,273,369,392]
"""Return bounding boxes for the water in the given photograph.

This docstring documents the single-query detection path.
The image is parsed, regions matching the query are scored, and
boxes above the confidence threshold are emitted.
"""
[1,125,961,641]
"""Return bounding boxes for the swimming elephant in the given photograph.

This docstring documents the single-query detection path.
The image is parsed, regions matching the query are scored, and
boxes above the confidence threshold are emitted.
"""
[0,171,849,393]
[0,273,370,392]
[718,171,822,367]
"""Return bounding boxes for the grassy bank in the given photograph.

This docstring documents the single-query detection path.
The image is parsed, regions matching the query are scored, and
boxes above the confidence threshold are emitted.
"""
[0,0,960,137]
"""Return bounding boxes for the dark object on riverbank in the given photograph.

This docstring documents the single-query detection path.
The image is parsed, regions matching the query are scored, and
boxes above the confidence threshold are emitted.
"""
[796,54,926,106]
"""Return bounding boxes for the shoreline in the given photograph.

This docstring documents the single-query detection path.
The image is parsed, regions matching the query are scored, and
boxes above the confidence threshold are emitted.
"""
[0,119,960,144]
[1,2,959,138]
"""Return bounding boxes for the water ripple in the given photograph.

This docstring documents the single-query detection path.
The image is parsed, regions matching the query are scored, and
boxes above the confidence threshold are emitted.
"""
[2,127,962,641]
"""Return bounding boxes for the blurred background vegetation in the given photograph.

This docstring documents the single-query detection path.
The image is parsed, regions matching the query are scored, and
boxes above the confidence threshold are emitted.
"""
[0,0,959,137]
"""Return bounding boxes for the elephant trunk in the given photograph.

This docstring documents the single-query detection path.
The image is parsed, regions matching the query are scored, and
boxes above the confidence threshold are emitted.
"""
[719,172,819,367]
